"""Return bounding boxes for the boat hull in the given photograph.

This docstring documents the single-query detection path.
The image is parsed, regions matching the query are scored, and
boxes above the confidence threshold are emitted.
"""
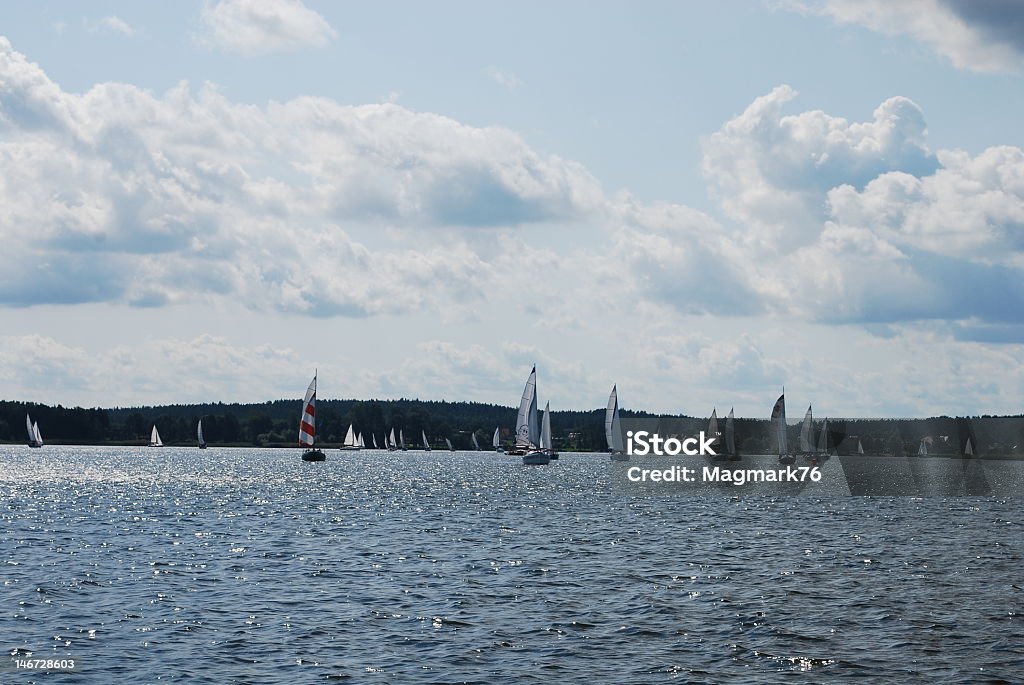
[339,446,361,451]
[301,449,326,462]
[522,451,551,465]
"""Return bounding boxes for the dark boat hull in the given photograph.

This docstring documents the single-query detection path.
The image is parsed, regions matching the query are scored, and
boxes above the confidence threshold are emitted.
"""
[302,449,326,462]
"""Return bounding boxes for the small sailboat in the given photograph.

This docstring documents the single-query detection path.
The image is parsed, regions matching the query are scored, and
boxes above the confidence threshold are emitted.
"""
[299,373,325,461]
[340,424,360,451]
[372,434,379,449]
[493,426,504,453]
[388,428,398,452]
[400,429,407,451]
[799,405,814,455]
[606,385,627,461]
[541,401,558,459]
[26,414,43,448]
[358,433,365,448]
[422,430,431,452]
[445,437,454,452]
[471,432,481,451]
[708,408,720,454]
[772,391,792,464]
[857,438,865,455]
[516,366,549,465]
[149,425,164,447]
[817,418,830,456]
[197,419,207,449]
[725,407,739,461]
[918,438,929,456]
[964,437,974,456]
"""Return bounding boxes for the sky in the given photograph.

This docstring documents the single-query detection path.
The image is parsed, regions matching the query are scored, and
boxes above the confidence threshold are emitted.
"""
[2,0,1024,417]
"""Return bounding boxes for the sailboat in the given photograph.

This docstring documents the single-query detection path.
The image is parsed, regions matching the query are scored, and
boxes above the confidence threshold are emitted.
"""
[358,433,365,448]
[388,428,398,452]
[606,385,627,461]
[197,419,207,449]
[149,425,164,447]
[964,437,974,456]
[372,434,379,449]
[817,418,830,457]
[918,438,929,456]
[340,424,360,451]
[422,430,431,451]
[26,414,43,448]
[493,427,504,453]
[400,429,407,451]
[541,401,558,459]
[515,366,548,465]
[799,405,814,455]
[772,391,793,464]
[445,437,454,452]
[471,432,481,451]
[708,408,720,455]
[725,407,739,461]
[857,438,864,455]
[299,373,325,461]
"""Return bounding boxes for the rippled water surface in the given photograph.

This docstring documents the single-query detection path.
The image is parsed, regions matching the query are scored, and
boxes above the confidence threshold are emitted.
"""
[2,446,1022,683]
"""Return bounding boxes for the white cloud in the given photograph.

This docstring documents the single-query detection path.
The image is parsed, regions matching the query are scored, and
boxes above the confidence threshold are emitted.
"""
[784,0,1024,73]
[484,66,523,90]
[199,0,337,56]
[84,16,136,37]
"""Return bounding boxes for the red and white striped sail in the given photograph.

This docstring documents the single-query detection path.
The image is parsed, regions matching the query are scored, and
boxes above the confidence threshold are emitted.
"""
[298,374,317,447]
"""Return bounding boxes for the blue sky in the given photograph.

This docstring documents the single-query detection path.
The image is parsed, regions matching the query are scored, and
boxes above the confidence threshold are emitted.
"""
[2,0,1024,416]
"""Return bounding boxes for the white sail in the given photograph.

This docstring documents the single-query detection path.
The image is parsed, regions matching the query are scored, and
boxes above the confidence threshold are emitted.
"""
[605,385,624,453]
[445,437,454,451]
[32,421,43,447]
[150,425,163,447]
[26,414,35,444]
[515,366,540,449]
[708,408,719,443]
[725,408,735,456]
[964,437,974,455]
[343,424,357,448]
[400,429,406,450]
[857,438,864,455]
[492,427,500,449]
[771,393,787,457]
[817,418,829,454]
[358,433,365,448]
[918,438,928,456]
[799,405,813,453]
[197,419,205,447]
[389,428,397,450]
[472,433,481,450]
[372,434,378,449]
[298,374,316,447]
[422,430,431,450]
[541,401,552,451]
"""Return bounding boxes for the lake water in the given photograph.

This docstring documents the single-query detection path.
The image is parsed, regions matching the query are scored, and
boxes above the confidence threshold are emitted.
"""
[2,446,1022,683]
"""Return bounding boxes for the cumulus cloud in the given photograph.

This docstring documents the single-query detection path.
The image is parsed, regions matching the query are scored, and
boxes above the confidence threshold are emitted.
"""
[0,38,599,316]
[199,0,337,56]
[785,0,1024,73]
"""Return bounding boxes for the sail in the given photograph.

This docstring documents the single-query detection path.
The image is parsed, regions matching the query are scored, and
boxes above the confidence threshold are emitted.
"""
[372,434,378,449]
[605,385,623,453]
[26,414,35,443]
[541,401,552,451]
[197,419,205,447]
[964,437,974,455]
[358,433,365,448]
[799,405,813,453]
[515,366,539,449]
[918,438,928,456]
[150,425,163,447]
[32,421,43,447]
[445,437,454,451]
[708,408,719,442]
[298,374,316,447]
[817,418,829,454]
[771,393,787,457]
[422,430,430,450]
[857,438,864,455]
[389,428,397,449]
[725,408,735,456]
[400,429,406,450]
[343,424,356,448]
[472,433,481,450]
[492,427,500,448]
